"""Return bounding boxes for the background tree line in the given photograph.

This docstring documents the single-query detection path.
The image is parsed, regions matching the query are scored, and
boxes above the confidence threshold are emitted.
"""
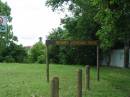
[1,0,130,67]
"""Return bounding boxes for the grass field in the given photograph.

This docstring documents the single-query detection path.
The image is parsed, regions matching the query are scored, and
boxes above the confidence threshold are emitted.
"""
[0,63,130,97]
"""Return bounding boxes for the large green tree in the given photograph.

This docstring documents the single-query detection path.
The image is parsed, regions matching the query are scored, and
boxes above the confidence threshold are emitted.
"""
[0,0,27,63]
[0,0,17,53]
[46,0,99,65]
[91,0,130,67]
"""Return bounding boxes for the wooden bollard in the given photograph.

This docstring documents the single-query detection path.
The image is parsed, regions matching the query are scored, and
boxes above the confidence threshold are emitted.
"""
[86,65,90,90]
[77,69,82,97]
[51,77,59,97]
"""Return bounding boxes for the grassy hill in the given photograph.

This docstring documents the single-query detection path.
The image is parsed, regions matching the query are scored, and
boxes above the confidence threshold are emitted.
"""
[0,63,130,97]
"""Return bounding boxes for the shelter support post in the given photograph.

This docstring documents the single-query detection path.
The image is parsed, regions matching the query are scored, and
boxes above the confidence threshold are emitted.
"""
[97,45,100,81]
[46,45,49,82]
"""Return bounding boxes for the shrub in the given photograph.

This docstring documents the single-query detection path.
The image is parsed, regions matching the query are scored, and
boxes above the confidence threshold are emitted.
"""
[37,55,45,64]
[3,56,15,63]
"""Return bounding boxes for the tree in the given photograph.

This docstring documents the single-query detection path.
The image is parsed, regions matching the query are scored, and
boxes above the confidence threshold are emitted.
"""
[30,38,46,63]
[1,42,27,63]
[47,27,97,65]
[46,0,98,65]
[0,0,19,62]
[91,0,130,67]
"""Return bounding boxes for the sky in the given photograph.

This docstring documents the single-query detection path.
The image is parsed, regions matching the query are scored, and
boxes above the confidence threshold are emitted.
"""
[1,0,64,46]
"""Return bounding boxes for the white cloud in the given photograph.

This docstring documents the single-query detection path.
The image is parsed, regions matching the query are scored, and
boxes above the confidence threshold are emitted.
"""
[1,0,64,46]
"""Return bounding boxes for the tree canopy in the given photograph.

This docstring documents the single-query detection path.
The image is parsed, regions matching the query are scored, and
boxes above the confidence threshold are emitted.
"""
[46,0,130,49]
[0,0,27,63]
[29,38,46,63]
[0,0,17,52]
[46,0,130,66]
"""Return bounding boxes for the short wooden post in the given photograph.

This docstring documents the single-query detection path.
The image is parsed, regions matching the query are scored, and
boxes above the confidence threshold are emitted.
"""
[51,77,59,97]
[77,69,82,97]
[86,65,90,90]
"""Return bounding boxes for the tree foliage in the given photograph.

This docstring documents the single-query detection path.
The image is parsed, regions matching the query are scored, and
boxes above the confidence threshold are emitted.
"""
[46,0,130,49]
[46,0,99,65]
[0,0,27,63]
[46,0,130,66]
[29,39,46,63]
[47,28,97,65]
[91,0,130,50]
[0,0,17,52]
[0,42,27,63]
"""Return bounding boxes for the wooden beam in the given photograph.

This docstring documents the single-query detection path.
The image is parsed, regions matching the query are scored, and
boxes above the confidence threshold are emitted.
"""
[46,40,98,46]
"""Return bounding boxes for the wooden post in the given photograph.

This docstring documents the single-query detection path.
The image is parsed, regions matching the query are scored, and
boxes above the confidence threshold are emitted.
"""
[46,45,49,82]
[51,77,59,97]
[86,65,90,90]
[77,69,82,97]
[97,45,100,81]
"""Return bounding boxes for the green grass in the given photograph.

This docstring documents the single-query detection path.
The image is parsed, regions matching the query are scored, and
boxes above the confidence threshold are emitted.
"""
[0,63,130,97]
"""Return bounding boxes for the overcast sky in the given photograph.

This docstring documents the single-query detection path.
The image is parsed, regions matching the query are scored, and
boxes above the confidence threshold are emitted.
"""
[1,0,64,46]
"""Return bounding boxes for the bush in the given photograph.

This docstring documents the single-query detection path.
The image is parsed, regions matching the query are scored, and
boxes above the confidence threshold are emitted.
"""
[3,56,15,63]
[37,55,45,64]
[29,41,46,63]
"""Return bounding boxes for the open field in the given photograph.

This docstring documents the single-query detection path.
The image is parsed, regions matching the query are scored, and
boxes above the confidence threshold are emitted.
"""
[0,63,130,97]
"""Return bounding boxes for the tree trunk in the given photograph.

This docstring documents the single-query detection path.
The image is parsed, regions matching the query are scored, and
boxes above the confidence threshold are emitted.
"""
[124,41,129,68]
[107,49,111,67]
[107,53,111,66]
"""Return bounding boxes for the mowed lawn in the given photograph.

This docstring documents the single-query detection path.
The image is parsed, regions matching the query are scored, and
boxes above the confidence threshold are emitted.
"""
[0,63,130,97]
